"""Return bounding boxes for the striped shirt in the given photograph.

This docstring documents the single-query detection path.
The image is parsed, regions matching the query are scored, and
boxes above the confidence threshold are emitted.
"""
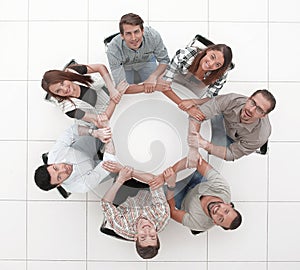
[163,47,228,97]
[101,187,170,240]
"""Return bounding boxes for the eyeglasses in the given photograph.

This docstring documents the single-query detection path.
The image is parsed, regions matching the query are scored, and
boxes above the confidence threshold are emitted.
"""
[248,98,266,115]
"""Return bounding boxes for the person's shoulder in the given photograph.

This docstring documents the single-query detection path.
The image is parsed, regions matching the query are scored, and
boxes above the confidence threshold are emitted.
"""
[216,93,247,104]
[145,26,163,40]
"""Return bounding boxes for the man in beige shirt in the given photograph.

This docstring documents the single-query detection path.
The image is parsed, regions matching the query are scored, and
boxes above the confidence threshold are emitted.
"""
[184,89,276,164]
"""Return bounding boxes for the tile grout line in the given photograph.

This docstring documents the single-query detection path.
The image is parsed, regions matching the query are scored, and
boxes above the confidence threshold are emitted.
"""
[26,0,30,269]
[266,0,270,269]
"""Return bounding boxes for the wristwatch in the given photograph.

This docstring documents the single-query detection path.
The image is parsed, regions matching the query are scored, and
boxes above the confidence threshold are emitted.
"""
[88,128,94,136]
[167,185,176,191]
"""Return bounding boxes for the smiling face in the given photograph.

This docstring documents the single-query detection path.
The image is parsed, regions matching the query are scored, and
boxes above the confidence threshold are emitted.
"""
[135,218,158,247]
[48,80,78,97]
[207,201,237,228]
[199,50,225,71]
[121,24,144,50]
[240,93,271,123]
[47,163,73,185]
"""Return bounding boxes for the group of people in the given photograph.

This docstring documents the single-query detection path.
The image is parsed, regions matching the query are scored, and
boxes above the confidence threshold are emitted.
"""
[34,13,276,259]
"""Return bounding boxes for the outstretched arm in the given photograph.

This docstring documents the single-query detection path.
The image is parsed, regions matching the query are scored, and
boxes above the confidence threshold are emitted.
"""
[85,63,122,104]
[143,63,168,93]
[187,117,227,160]
[102,166,133,203]
[164,167,186,223]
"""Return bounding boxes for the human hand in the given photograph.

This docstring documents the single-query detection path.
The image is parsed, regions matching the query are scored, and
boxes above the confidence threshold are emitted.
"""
[163,167,176,188]
[102,160,123,173]
[155,78,172,92]
[188,132,208,150]
[116,80,129,94]
[111,91,122,104]
[187,107,206,121]
[96,113,109,128]
[149,174,164,190]
[116,166,133,184]
[178,99,196,111]
[92,127,112,143]
[186,147,202,168]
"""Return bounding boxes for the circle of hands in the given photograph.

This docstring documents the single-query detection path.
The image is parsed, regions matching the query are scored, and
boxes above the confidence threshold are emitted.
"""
[97,76,209,187]
[114,79,206,121]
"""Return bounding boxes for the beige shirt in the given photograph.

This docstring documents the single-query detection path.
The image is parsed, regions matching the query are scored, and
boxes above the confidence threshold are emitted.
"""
[181,168,231,231]
[197,93,271,161]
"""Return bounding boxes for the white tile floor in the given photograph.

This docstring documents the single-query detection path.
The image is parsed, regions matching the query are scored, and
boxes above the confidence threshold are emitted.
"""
[0,0,299,269]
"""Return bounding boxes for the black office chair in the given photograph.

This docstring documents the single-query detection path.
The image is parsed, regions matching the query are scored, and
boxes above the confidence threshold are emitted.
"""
[42,152,72,199]
[100,218,132,241]
[190,34,235,71]
[256,140,268,155]
[104,33,119,48]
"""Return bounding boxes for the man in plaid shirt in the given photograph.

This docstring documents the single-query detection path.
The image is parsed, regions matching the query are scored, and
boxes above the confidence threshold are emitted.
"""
[101,164,170,259]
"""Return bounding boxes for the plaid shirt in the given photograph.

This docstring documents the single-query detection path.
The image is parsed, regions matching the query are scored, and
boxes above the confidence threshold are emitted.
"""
[101,187,170,240]
[163,47,228,97]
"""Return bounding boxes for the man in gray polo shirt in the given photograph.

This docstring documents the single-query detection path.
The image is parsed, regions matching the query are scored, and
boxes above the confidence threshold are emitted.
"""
[106,13,170,94]
[162,157,242,233]
[185,89,276,163]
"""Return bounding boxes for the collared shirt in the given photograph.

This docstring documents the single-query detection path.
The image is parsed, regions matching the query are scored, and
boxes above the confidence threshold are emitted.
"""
[162,47,228,97]
[181,168,231,231]
[48,124,111,193]
[106,26,170,85]
[197,93,272,161]
[101,187,170,240]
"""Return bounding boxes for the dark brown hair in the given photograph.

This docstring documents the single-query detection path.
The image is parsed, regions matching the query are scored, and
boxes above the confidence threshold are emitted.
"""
[41,69,94,102]
[119,13,144,34]
[135,236,160,259]
[188,44,232,86]
[250,89,276,114]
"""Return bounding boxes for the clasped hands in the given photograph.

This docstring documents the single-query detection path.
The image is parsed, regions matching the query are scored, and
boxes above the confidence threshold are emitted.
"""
[149,167,177,190]
[92,113,112,143]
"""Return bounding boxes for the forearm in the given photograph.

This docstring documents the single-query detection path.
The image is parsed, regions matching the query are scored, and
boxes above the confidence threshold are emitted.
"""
[104,100,117,119]
[103,181,123,203]
[104,139,115,155]
[172,158,187,173]
[77,125,92,136]
[124,83,145,94]
[205,141,227,160]
[81,112,97,126]
[167,197,185,223]
[131,170,154,184]
[149,63,168,79]
[87,64,116,95]
[188,118,201,137]
[194,97,211,105]
[162,89,183,105]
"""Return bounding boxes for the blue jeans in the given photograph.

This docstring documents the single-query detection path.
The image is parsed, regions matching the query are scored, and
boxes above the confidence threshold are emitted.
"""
[211,114,234,147]
[124,56,157,84]
[174,170,207,209]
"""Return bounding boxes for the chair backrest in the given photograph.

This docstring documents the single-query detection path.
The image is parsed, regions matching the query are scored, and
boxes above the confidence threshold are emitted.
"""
[188,34,235,71]
[100,219,132,241]
[104,33,119,47]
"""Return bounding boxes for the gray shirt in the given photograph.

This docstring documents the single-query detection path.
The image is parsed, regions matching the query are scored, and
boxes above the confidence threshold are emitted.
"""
[181,168,231,231]
[198,93,271,161]
[48,124,111,193]
[106,26,169,85]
